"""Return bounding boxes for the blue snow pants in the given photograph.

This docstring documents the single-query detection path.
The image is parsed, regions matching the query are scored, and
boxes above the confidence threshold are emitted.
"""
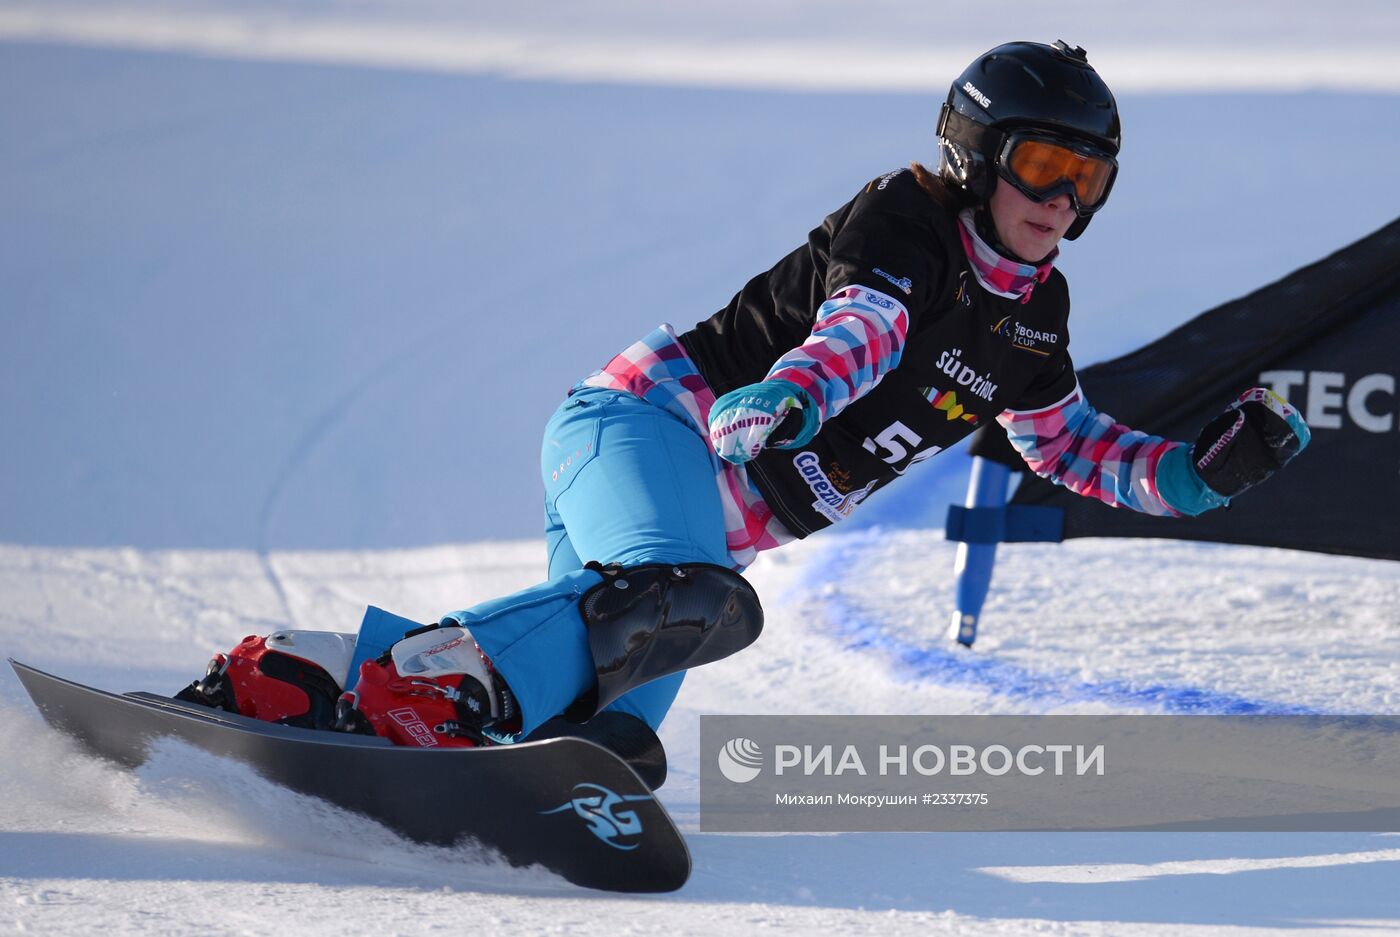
[443,387,733,737]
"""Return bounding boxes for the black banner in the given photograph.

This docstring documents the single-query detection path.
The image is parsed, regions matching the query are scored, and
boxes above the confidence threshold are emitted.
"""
[969,217,1400,560]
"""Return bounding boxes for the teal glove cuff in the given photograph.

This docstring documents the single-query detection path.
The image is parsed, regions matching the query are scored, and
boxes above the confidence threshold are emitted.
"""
[709,378,820,457]
[766,379,820,448]
[1155,444,1230,516]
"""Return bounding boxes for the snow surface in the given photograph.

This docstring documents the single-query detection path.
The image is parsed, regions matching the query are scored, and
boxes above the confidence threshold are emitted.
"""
[4,537,1400,935]
[3,2,1400,934]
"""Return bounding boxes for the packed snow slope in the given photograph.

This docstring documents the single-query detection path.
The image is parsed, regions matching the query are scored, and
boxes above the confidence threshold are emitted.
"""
[3,3,1400,935]
[3,535,1400,935]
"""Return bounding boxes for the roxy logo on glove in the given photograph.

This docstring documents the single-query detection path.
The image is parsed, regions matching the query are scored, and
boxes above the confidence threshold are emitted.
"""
[1195,410,1246,473]
[1191,388,1310,498]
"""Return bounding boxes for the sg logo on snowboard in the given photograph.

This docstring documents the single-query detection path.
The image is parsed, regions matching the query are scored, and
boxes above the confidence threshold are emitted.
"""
[541,783,651,851]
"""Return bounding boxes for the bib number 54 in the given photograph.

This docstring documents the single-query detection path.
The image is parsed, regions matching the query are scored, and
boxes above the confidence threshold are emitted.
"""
[862,421,941,474]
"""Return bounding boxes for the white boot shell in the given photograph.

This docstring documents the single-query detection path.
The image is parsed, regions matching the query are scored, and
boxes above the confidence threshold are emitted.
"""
[263,631,357,690]
[388,627,499,721]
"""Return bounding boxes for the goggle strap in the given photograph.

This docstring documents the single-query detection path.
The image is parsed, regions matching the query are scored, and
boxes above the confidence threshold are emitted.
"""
[937,104,1004,158]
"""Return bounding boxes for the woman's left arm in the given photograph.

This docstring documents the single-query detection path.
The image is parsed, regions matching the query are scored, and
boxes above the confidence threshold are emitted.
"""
[997,382,1186,516]
[997,383,1310,516]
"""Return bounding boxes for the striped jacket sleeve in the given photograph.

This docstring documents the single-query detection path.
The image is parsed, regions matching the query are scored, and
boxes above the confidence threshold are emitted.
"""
[763,285,909,423]
[996,382,1186,516]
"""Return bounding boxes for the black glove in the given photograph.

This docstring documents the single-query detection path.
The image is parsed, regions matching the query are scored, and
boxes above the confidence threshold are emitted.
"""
[1191,388,1310,498]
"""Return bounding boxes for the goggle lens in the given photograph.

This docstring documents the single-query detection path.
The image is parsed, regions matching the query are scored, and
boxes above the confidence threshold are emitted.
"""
[1005,138,1115,210]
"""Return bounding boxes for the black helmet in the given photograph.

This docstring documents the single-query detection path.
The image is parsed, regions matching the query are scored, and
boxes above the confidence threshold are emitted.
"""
[937,40,1120,240]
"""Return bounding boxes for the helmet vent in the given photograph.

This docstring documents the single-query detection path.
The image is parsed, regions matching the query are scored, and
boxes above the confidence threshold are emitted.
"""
[1064,71,1114,109]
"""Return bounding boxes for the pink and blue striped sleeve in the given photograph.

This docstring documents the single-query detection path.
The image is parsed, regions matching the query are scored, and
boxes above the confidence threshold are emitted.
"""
[763,285,909,423]
[996,383,1186,516]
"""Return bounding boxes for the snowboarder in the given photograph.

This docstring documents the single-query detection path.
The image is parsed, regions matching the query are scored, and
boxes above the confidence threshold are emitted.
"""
[178,40,1309,785]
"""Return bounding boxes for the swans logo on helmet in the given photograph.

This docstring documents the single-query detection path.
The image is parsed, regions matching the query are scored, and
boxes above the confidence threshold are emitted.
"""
[962,81,992,109]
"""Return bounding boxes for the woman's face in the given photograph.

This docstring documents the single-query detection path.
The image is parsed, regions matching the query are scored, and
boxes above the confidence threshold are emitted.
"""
[986,179,1077,263]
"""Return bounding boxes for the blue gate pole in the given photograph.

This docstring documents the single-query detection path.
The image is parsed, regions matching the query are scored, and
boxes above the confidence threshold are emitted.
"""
[947,456,1010,647]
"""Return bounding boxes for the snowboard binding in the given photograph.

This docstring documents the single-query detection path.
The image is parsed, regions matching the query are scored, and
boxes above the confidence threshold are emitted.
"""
[334,624,521,747]
[175,622,666,788]
[178,626,521,747]
[175,631,355,730]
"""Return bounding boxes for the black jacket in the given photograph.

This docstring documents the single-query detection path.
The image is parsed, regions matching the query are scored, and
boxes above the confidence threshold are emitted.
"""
[680,168,1077,536]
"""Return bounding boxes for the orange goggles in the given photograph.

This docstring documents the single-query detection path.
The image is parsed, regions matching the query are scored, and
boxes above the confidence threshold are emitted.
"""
[998,134,1117,212]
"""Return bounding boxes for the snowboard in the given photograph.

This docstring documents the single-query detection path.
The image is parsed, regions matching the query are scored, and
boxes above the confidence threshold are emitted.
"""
[9,659,690,893]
